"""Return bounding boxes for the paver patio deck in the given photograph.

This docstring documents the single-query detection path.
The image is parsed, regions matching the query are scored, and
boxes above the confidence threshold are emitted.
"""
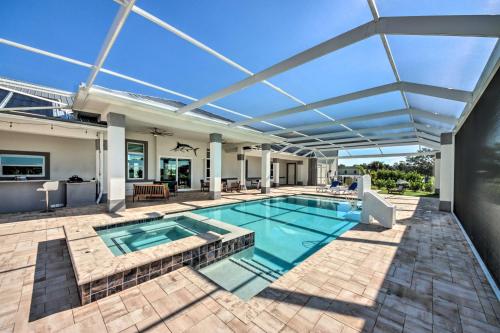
[0,187,498,332]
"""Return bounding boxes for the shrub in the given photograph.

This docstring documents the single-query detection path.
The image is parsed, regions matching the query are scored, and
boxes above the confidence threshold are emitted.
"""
[372,179,383,189]
[423,182,433,192]
[385,179,396,190]
[409,180,423,191]
[405,171,422,183]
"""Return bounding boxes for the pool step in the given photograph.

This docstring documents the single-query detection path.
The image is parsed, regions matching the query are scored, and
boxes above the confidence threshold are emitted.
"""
[231,258,281,281]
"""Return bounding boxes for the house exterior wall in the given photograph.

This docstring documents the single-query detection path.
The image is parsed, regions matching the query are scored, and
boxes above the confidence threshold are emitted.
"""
[0,130,96,180]
[123,132,208,195]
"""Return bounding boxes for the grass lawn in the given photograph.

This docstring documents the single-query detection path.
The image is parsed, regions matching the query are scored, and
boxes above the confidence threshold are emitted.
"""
[375,188,438,198]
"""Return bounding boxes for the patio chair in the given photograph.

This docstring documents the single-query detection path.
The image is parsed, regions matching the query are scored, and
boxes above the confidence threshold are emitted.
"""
[200,179,209,192]
[230,181,241,192]
[328,180,341,192]
[345,182,358,194]
[333,182,357,195]
[36,181,59,212]
[388,184,405,194]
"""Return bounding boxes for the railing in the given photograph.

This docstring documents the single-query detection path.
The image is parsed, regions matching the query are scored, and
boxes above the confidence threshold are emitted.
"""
[361,190,395,228]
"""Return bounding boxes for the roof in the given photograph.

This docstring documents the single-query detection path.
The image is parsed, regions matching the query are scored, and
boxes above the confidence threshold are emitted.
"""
[1,2,499,159]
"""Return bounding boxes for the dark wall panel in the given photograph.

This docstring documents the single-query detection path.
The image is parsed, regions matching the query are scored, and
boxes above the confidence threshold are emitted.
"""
[454,70,500,284]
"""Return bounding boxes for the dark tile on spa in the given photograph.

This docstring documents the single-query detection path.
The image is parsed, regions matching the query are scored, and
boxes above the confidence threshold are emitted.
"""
[150,260,161,272]
[137,264,150,277]
[91,277,107,294]
[161,256,172,268]
[123,268,137,283]
[107,272,123,288]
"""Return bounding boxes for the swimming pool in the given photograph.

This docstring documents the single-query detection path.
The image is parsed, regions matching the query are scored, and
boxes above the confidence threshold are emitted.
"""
[195,195,360,299]
[96,215,229,255]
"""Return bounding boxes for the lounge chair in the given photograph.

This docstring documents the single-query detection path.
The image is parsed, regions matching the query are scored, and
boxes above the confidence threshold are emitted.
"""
[388,184,405,194]
[333,182,357,195]
[328,180,341,192]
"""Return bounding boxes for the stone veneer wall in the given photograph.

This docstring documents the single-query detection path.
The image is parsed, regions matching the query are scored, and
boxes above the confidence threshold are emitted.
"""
[78,232,255,305]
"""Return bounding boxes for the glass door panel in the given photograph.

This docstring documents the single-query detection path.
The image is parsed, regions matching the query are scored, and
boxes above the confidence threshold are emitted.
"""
[160,158,177,182]
[177,159,191,189]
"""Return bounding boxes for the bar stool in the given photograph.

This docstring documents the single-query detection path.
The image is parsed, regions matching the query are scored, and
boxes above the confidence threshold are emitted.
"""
[37,181,59,212]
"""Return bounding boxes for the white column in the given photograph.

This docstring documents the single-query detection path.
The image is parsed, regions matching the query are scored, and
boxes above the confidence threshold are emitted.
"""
[308,157,318,186]
[434,153,441,194]
[331,152,339,180]
[296,160,304,185]
[106,113,126,212]
[95,132,105,203]
[261,144,271,193]
[237,146,246,190]
[154,135,160,181]
[209,133,222,199]
[272,158,280,187]
[439,133,454,212]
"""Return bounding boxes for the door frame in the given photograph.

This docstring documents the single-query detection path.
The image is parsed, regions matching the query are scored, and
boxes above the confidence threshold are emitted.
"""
[286,163,296,185]
[158,155,193,190]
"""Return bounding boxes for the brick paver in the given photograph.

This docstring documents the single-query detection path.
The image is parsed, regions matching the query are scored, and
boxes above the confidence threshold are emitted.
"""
[0,187,498,332]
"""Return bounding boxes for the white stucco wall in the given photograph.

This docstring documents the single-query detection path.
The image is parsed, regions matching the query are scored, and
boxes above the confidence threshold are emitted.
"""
[124,132,209,194]
[221,150,239,179]
[0,130,96,180]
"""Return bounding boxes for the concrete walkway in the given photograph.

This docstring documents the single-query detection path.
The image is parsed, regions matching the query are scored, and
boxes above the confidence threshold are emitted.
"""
[0,188,498,332]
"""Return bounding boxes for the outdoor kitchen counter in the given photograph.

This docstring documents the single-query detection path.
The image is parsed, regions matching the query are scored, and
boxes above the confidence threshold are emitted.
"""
[66,181,97,207]
[0,179,66,213]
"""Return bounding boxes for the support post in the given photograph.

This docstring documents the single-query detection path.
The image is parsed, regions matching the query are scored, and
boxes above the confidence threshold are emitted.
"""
[106,113,126,212]
[439,133,454,212]
[209,133,222,199]
[237,146,246,190]
[296,161,304,185]
[330,151,339,179]
[434,152,441,194]
[272,158,280,187]
[95,133,105,203]
[261,144,271,193]
[308,157,318,186]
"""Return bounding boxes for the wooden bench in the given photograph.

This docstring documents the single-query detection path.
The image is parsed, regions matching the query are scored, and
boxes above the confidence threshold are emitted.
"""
[133,184,169,202]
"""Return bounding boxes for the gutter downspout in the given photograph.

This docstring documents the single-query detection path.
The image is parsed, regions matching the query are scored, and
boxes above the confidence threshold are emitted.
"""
[96,131,104,204]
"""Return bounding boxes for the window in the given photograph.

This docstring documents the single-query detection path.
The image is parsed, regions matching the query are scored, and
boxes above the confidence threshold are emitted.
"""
[127,141,145,180]
[205,148,210,179]
[0,154,46,178]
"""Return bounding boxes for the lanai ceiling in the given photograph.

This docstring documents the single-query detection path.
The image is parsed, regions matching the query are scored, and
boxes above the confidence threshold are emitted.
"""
[0,0,499,158]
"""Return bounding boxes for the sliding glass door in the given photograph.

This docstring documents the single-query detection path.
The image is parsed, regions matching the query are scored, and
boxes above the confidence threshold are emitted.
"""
[160,157,192,189]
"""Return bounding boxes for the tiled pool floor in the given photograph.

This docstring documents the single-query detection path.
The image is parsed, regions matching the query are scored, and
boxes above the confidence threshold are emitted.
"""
[0,187,498,332]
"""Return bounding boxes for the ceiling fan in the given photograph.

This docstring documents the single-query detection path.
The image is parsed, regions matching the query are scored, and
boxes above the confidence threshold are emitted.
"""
[148,127,174,137]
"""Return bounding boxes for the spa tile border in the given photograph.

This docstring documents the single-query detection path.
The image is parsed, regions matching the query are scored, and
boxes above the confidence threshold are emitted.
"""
[78,232,254,304]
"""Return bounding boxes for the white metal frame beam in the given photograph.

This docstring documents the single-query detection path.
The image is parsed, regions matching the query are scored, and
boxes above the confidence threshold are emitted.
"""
[269,107,456,135]
[300,131,418,147]
[230,82,470,127]
[319,140,421,152]
[286,122,414,142]
[115,1,368,149]
[175,15,499,115]
[86,0,136,89]
[339,150,438,159]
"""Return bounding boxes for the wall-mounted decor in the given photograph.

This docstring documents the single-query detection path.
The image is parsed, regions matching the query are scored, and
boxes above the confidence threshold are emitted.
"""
[172,142,199,156]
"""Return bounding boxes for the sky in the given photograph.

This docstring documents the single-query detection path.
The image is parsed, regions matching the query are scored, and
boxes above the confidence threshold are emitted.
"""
[0,0,498,164]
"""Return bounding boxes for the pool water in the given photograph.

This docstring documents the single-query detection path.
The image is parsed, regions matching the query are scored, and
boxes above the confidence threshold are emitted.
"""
[97,216,228,256]
[195,195,360,300]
